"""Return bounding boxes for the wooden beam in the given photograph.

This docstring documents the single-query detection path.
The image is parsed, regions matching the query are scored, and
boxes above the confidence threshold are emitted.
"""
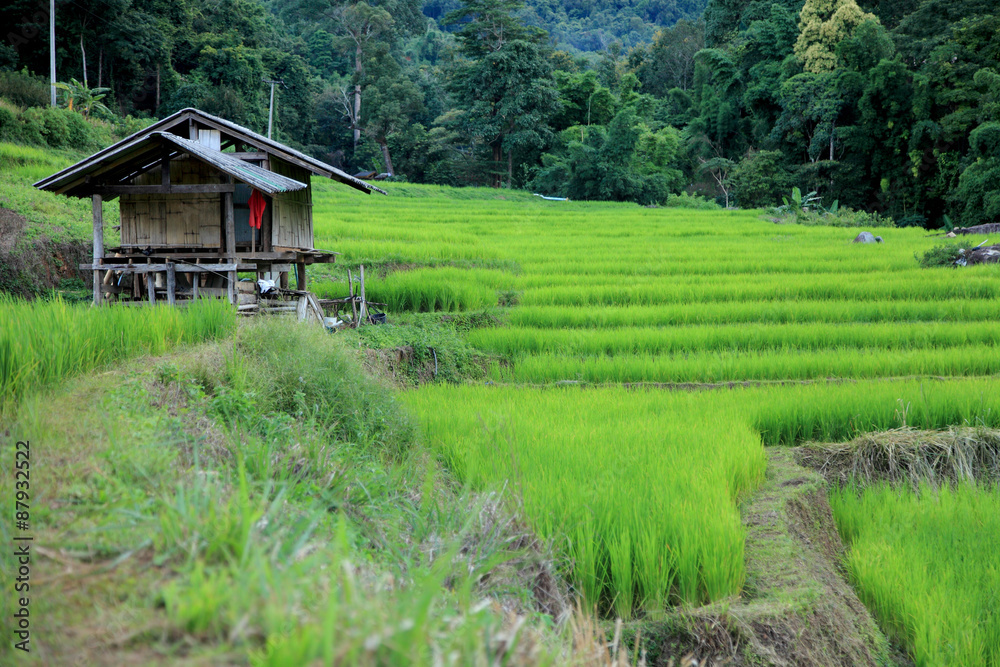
[230,152,267,160]
[227,271,237,305]
[92,195,103,306]
[95,184,236,195]
[78,262,238,273]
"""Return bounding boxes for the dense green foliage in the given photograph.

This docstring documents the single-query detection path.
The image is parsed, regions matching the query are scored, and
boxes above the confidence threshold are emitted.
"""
[4,0,997,222]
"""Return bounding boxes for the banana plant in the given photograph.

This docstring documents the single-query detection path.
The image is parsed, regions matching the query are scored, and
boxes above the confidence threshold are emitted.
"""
[54,78,112,118]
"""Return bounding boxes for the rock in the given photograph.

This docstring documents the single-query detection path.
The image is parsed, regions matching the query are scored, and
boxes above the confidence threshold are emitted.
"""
[967,244,1000,265]
[946,231,957,238]
[853,232,883,244]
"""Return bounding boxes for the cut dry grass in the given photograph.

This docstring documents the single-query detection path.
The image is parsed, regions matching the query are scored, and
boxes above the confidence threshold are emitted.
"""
[798,426,1000,488]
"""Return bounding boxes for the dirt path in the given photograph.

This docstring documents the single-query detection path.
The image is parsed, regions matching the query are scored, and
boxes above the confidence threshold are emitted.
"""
[642,448,907,666]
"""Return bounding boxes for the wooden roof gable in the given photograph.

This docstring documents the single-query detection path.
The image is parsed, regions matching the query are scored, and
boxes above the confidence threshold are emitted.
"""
[34,108,387,197]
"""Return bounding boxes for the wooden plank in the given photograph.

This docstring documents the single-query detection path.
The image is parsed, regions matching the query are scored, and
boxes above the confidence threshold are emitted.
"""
[147,271,156,304]
[92,194,104,306]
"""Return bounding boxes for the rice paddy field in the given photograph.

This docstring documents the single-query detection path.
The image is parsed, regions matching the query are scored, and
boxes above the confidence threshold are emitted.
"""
[308,180,1000,660]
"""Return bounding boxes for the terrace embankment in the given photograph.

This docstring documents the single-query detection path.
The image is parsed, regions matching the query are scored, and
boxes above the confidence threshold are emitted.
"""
[0,206,90,296]
[639,448,900,667]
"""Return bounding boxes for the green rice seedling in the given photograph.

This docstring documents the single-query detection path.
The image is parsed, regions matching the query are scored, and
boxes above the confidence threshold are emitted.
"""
[494,345,1000,385]
[831,482,1000,666]
[404,385,767,616]
[0,297,234,409]
[509,299,1000,329]
[469,321,1000,357]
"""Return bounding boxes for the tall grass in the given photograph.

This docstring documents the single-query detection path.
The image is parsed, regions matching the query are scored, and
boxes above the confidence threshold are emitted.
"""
[0,297,235,407]
[831,483,1000,666]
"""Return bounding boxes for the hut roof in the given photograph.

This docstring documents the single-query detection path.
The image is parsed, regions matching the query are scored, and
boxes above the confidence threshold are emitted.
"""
[34,108,387,197]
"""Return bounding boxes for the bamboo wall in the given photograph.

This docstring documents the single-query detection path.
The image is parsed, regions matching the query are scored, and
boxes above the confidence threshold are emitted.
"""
[270,158,313,250]
[120,158,223,248]
[118,155,315,251]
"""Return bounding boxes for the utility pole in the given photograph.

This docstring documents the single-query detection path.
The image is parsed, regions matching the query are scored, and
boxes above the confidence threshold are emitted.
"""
[263,79,286,139]
[49,0,56,107]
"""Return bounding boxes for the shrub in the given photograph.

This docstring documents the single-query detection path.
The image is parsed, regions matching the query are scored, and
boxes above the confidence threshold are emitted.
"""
[16,107,45,144]
[919,243,967,268]
[664,192,721,210]
[38,106,71,147]
[0,104,18,142]
[62,108,95,149]
[0,69,49,108]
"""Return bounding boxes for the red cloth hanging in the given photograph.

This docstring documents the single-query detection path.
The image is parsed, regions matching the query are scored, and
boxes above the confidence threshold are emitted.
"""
[248,189,266,230]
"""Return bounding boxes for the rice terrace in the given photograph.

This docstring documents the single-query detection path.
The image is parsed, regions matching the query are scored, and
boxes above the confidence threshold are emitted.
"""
[2,0,1000,661]
[4,154,1000,663]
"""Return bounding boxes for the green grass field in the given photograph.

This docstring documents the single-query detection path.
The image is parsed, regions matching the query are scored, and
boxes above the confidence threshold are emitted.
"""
[310,180,1000,660]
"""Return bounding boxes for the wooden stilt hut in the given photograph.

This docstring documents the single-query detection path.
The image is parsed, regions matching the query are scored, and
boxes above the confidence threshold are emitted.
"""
[34,108,385,317]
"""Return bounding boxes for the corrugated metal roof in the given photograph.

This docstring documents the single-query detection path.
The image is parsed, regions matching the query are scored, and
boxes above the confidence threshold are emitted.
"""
[34,107,387,196]
[155,132,306,194]
[186,108,388,195]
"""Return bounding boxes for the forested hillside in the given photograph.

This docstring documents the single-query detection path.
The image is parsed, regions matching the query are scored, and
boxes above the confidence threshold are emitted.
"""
[1,0,998,227]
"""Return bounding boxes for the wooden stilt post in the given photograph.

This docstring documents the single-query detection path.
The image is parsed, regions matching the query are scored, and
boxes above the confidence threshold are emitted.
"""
[358,264,367,324]
[166,262,176,306]
[295,262,307,291]
[92,194,103,306]
[223,183,236,305]
[146,261,156,304]
[130,258,139,300]
[348,268,357,324]
[192,259,200,301]
[228,270,236,305]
